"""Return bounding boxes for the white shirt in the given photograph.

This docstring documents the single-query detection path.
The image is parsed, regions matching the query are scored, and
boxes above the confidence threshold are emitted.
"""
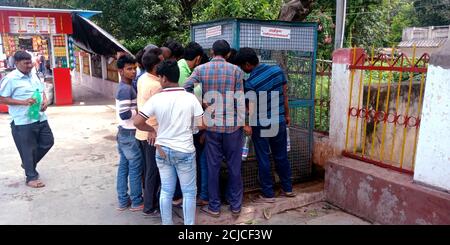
[139,87,203,153]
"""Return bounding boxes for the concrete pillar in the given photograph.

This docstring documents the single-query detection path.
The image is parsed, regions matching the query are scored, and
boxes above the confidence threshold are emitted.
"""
[101,55,107,80]
[88,53,92,77]
[413,40,450,191]
[329,48,364,155]
[78,53,83,85]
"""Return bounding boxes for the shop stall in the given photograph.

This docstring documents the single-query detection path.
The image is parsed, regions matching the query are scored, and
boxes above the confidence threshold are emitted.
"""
[0,6,102,110]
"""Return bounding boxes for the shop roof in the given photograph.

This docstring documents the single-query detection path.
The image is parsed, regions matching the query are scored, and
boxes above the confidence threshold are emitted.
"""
[71,14,131,56]
[0,6,101,19]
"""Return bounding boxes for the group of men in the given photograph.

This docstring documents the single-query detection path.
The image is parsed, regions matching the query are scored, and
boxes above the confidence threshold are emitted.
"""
[115,39,296,225]
[0,39,297,226]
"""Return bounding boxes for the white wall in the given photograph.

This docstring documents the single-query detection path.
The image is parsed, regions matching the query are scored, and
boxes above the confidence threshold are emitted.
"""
[72,71,118,100]
[413,64,450,191]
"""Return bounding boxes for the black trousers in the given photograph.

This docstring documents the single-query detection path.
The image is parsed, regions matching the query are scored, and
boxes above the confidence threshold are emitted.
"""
[139,140,160,213]
[11,120,54,183]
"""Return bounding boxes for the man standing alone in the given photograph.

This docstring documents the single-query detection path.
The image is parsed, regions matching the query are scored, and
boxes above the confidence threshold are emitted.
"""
[0,51,54,188]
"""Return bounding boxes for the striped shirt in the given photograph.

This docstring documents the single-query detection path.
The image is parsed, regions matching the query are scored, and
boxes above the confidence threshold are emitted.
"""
[115,81,138,129]
[244,64,287,127]
[184,57,244,133]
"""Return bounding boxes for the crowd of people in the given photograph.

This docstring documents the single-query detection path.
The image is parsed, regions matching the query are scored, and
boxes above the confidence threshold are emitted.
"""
[115,39,297,225]
[0,39,297,226]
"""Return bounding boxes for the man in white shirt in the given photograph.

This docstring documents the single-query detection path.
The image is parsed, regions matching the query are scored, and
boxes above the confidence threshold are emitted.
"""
[134,60,204,225]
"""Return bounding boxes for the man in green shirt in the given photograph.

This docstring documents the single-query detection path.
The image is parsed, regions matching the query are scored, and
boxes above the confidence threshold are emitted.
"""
[176,41,209,206]
[178,42,204,100]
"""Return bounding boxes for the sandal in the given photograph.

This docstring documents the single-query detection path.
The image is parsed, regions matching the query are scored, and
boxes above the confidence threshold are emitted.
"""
[26,180,45,188]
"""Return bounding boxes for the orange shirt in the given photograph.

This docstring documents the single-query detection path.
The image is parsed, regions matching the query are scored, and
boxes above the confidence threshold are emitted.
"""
[135,72,161,141]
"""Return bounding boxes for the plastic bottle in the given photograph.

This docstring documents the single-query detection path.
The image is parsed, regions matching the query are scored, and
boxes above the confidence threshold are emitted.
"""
[286,127,291,152]
[28,89,41,120]
[241,135,250,161]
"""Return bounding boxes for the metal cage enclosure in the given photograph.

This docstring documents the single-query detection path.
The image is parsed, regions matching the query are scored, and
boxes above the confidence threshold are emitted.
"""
[191,18,318,191]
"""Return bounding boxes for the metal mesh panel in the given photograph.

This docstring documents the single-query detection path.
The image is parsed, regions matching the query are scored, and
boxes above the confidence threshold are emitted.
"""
[239,124,312,191]
[287,55,313,100]
[249,50,313,100]
[192,19,316,192]
[192,21,235,49]
[239,23,315,52]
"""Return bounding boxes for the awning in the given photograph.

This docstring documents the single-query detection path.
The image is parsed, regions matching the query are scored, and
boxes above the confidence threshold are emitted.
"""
[71,13,131,57]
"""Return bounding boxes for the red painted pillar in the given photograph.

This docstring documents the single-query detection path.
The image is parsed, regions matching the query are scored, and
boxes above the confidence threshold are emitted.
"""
[53,68,72,105]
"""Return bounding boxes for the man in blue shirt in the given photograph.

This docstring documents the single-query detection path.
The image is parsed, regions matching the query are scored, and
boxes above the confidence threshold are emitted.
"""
[235,47,296,202]
[0,51,54,188]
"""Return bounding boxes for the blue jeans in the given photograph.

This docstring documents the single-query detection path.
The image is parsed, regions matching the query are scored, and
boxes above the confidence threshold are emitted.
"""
[198,150,208,201]
[116,127,144,208]
[156,146,197,225]
[252,122,292,198]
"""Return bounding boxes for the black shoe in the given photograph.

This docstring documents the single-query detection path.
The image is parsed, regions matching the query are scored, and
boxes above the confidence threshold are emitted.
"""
[231,208,241,217]
[142,210,160,217]
[201,206,220,218]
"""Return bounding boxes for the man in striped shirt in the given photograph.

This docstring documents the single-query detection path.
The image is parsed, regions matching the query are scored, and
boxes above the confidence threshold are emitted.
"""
[235,47,296,202]
[184,40,245,217]
[115,55,144,211]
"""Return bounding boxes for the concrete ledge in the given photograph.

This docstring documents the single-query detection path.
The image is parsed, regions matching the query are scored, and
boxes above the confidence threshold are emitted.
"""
[325,157,450,224]
[174,181,325,225]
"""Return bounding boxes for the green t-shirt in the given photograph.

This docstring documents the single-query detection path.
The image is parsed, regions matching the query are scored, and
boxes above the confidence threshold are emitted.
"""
[178,59,202,100]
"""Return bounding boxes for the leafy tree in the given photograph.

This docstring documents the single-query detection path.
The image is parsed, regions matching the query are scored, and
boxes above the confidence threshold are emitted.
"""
[193,0,282,22]
[5,0,447,56]
[1,0,29,7]
[413,0,450,26]
[387,0,417,45]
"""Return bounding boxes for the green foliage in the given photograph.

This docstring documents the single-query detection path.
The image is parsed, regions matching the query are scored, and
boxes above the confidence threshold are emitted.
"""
[193,0,282,21]
[388,1,418,45]
[413,0,450,26]
[5,0,448,57]
[2,0,29,6]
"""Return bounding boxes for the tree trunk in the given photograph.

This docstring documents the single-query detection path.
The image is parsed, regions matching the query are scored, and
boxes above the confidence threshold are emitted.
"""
[278,0,315,22]
[276,0,316,94]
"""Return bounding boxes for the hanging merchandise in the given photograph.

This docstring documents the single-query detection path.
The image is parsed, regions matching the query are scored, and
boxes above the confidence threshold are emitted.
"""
[68,36,75,69]
[53,34,68,68]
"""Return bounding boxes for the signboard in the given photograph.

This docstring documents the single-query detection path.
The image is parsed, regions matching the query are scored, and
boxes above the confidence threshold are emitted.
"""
[206,25,222,38]
[9,16,56,34]
[261,27,291,39]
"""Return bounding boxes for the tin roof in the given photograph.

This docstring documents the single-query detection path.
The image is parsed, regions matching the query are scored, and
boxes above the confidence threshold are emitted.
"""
[397,38,447,48]
[72,14,131,56]
[0,6,101,19]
